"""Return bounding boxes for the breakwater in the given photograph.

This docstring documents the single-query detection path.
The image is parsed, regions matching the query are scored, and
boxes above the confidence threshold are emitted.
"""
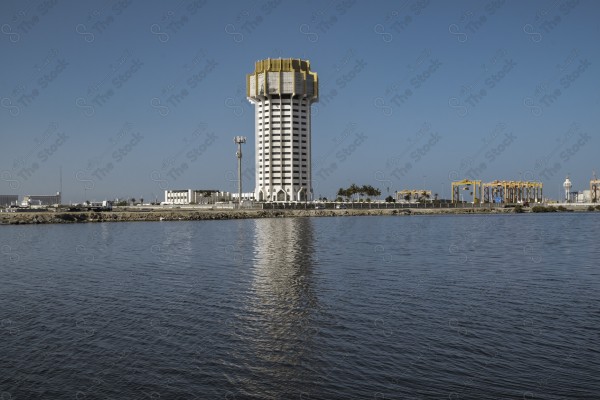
[0,207,520,225]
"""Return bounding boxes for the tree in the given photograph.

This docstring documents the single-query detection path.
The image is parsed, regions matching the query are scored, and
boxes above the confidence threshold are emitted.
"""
[349,183,360,202]
[385,195,395,203]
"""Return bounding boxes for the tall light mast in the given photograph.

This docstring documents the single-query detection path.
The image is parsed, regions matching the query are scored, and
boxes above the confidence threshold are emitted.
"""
[234,136,246,208]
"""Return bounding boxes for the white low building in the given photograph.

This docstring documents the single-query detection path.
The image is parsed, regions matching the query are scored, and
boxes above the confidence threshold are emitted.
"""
[164,189,232,205]
[231,192,256,201]
[23,192,61,206]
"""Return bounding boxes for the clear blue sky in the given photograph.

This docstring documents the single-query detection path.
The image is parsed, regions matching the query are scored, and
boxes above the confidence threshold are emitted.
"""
[1,0,599,202]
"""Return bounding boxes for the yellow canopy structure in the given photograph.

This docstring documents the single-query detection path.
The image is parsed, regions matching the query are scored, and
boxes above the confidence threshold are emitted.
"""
[451,179,481,204]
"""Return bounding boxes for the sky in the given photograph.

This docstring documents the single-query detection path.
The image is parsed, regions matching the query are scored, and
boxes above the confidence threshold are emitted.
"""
[1,0,599,203]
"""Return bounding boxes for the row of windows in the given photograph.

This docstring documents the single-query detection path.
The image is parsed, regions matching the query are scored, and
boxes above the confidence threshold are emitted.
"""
[260,142,308,145]
[259,157,306,162]
[258,109,307,114]
[258,146,308,150]
[259,173,308,177]
[259,164,307,168]
[257,182,308,186]
[259,167,307,171]
[261,180,308,183]
[259,173,307,178]
[259,100,310,105]
[258,134,307,138]
[259,166,308,172]
[259,152,307,156]
[258,139,307,143]
[258,115,307,119]
[258,122,307,126]
[258,128,308,132]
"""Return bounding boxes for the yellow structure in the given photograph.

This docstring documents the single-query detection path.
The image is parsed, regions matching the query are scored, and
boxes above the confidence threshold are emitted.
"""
[451,179,482,204]
[591,172,600,203]
[483,180,543,204]
[396,189,431,202]
[247,58,318,98]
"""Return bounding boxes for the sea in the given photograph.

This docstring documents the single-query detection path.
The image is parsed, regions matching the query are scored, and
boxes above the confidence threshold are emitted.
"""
[1,213,599,399]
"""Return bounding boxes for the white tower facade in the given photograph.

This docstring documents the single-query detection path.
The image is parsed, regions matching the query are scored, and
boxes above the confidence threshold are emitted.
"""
[247,58,318,202]
[563,176,572,202]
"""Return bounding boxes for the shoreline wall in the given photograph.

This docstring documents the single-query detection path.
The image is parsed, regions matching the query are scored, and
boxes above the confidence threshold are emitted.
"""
[0,207,533,225]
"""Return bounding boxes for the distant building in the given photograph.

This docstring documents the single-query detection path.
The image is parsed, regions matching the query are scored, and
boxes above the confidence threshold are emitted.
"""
[581,190,592,203]
[0,195,19,207]
[164,189,231,205]
[23,192,61,206]
[231,192,255,201]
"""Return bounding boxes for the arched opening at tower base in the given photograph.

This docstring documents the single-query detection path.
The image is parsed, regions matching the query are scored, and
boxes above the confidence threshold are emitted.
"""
[276,190,288,202]
[297,188,307,202]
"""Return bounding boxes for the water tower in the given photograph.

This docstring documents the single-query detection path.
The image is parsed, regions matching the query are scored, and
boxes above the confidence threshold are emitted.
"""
[563,176,572,202]
[247,58,319,202]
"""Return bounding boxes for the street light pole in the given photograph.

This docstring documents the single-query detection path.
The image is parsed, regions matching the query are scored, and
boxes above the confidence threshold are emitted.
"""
[234,136,246,209]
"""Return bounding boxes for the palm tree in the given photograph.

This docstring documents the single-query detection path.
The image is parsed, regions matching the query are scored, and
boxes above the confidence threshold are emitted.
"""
[349,183,359,202]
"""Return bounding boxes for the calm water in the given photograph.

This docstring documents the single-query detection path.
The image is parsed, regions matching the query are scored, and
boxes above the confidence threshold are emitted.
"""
[1,214,599,399]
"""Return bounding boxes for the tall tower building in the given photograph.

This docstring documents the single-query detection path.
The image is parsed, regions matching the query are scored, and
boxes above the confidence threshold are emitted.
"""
[247,58,318,202]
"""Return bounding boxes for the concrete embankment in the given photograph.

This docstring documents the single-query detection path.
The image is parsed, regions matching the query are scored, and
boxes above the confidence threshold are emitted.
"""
[0,207,517,225]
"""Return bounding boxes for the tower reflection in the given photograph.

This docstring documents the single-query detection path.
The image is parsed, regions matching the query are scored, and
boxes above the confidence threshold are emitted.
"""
[236,217,320,397]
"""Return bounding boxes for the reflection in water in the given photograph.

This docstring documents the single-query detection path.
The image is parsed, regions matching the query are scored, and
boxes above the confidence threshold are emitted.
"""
[237,218,319,398]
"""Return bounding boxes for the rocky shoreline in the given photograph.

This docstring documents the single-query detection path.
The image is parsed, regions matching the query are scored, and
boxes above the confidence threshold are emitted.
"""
[0,207,524,225]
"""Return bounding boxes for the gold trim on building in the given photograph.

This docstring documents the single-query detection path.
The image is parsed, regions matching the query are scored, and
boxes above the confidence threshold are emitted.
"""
[246,58,318,99]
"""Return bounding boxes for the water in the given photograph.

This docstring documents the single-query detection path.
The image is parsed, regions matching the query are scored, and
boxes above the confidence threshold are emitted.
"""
[1,214,599,399]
